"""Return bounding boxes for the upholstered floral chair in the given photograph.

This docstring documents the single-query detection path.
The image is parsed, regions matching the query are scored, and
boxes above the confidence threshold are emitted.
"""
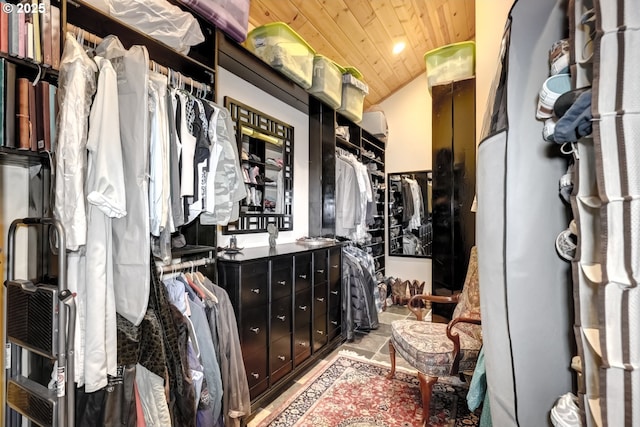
[387,246,481,426]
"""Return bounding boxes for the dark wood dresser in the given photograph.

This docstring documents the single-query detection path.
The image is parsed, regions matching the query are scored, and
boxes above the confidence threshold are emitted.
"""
[216,242,343,411]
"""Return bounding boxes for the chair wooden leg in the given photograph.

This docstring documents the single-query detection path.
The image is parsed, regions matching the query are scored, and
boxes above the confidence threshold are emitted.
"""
[386,340,396,379]
[417,373,438,426]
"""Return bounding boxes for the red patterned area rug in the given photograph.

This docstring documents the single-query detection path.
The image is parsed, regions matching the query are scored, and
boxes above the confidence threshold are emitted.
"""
[257,355,480,427]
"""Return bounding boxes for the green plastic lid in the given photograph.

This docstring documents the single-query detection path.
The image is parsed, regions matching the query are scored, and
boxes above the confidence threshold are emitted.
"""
[248,22,316,54]
[424,41,475,61]
[343,66,363,80]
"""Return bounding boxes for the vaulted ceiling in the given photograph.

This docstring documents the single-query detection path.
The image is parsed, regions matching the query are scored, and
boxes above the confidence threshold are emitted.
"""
[248,0,476,109]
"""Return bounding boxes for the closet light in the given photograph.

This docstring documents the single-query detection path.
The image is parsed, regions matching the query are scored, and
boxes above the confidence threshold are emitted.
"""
[392,41,406,55]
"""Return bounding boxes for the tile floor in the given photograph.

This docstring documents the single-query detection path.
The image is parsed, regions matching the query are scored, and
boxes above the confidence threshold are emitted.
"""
[247,304,426,426]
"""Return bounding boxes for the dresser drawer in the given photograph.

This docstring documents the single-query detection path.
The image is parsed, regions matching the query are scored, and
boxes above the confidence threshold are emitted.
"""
[294,288,312,326]
[270,334,292,383]
[329,303,341,340]
[313,282,328,318]
[271,258,293,301]
[244,349,268,394]
[294,321,311,364]
[313,250,328,285]
[329,248,341,292]
[329,285,340,309]
[240,261,269,307]
[271,296,292,341]
[313,314,328,352]
[294,253,312,291]
[241,305,268,351]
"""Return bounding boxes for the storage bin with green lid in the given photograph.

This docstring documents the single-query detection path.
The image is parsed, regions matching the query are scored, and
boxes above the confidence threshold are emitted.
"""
[308,55,343,109]
[424,41,475,89]
[337,67,368,123]
[246,22,316,89]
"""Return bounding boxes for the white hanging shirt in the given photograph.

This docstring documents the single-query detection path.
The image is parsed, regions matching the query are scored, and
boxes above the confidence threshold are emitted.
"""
[82,55,127,392]
[54,33,97,250]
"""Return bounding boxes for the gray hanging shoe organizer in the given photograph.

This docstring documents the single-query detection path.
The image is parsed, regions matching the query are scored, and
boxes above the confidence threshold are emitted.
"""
[4,217,75,427]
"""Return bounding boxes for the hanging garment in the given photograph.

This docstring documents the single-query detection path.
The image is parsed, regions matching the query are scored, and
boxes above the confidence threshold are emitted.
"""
[75,365,138,427]
[96,36,151,326]
[148,72,173,264]
[335,155,360,237]
[148,71,172,238]
[135,363,172,426]
[200,102,247,225]
[201,277,251,427]
[187,295,223,422]
[405,178,424,231]
[401,179,415,225]
[55,33,98,386]
[167,88,185,228]
[82,55,127,392]
[342,246,379,340]
[148,260,196,427]
[54,33,97,250]
[177,91,197,198]
[185,99,212,224]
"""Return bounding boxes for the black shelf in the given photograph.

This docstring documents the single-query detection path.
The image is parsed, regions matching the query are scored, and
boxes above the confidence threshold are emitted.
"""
[336,136,360,152]
[171,245,216,258]
[0,147,50,167]
[363,156,384,166]
[0,52,59,84]
[66,0,216,87]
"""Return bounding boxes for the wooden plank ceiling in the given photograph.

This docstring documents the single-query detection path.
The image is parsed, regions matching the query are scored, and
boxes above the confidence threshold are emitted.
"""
[248,0,475,109]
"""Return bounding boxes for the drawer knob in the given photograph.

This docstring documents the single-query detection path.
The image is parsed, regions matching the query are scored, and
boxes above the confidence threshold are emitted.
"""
[316,330,324,335]
[298,274,307,279]
[251,288,260,294]
[250,327,260,334]
[331,290,339,295]
[278,355,286,361]
[332,264,339,269]
[298,305,308,311]
[277,280,286,286]
[316,269,324,274]
[276,315,286,321]
[251,372,260,379]
[316,297,325,303]
[331,320,338,326]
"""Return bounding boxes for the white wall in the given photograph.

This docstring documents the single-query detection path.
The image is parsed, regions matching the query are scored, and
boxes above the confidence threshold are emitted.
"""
[216,66,310,248]
[378,73,432,286]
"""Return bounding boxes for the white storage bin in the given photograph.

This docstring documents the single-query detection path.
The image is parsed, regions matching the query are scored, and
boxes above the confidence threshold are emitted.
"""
[308,55,342,109]
[361,111,388,139]
[337,67,368,123]
[246,22,315,89]
[424,41,475,89]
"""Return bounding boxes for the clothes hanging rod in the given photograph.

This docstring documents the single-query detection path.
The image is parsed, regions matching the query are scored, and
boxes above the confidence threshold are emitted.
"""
[158,257,215,274]
[66,23,212,94]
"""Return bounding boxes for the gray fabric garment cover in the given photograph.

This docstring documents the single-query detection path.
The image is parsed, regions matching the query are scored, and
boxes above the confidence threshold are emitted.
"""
[477,0,573,425]
[96,36,151,326]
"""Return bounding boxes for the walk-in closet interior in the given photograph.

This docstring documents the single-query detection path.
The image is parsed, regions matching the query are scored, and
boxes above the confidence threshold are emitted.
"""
[0,0,633,426]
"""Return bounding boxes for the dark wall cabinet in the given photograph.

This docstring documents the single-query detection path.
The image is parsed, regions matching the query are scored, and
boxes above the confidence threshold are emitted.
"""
[217,242,343,409]
[309,98,387,276]
[431,78,476,300]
